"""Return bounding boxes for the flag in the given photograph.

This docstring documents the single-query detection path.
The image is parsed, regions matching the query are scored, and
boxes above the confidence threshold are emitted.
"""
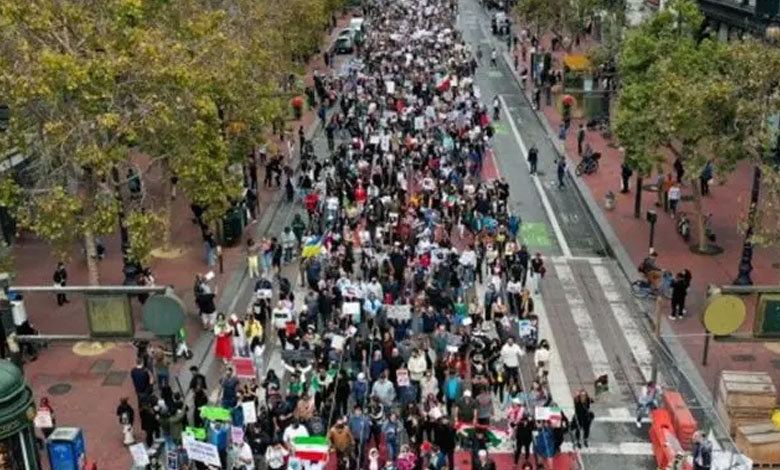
[455,422,510,448]
[301,236,322,258]
[435,75,451,93]
[292,436,329,462]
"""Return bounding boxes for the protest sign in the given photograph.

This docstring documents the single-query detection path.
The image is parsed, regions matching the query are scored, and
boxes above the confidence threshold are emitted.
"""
[257,289,273,299]
[343,301,360,317]
[34,410,53,428]
[414,116,424,130]
[331,334,346,351]
[518,320,532,338]
[386,304,412,321]
[129,443,150,467]
[233,357,256,379]
[185,427,207,440]
[396,368,410,387]
[231,426,244,444]
[242,401,257,424]
[385,81,396,94]
[183,436,222,467]
[200,406,231,422]
[282,349,316,363]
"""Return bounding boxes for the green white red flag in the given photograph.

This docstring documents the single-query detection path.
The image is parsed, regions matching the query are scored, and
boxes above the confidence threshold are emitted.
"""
[292,436,329,462]
[455,422,510,448]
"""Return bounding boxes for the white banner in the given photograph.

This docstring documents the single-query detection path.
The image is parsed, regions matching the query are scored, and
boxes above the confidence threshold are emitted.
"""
[129,443,150,467]
[386,305,412,321]
[183,435,222,467]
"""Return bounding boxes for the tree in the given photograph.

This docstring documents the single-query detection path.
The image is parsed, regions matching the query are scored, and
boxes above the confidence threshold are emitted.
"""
[0,0,144,284]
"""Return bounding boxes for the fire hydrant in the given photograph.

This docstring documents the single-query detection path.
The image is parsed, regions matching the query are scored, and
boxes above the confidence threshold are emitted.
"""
[605,190,616,210]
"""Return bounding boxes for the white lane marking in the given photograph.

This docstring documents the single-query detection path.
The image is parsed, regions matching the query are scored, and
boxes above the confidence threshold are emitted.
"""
[561,441,653,455]
[534,290,575,415]
[551,256,603,264]
[592,264,654,382]
[499,95,572,258]
[553,261,615,388]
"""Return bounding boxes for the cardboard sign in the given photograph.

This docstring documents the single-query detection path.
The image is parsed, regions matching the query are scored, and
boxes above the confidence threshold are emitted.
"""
[414,116,424,130]
[231,426,244,444]
[129,443,150,467]
[233,357,256,379]
[34,410,53,428]
[386,305,412,321]
[183,435,222,467]
[396,368,410,387]
[385,81,396,94]
[242,401,257,424]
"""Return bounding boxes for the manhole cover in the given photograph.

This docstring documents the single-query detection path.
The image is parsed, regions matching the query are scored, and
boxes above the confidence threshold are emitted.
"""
[47,383,72,396]
[731,354,756,362]
[102,371,127,386]
[89,359,114,374]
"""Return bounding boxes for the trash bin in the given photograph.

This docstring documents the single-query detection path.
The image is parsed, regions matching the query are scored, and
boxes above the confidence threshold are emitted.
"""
[221,207,244,247]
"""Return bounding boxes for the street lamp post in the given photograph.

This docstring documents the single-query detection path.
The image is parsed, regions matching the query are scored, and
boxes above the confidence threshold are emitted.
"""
[733,166,761,285]
[647,210,657,251]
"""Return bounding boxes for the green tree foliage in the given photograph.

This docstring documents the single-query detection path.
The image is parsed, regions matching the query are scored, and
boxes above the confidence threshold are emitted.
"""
[126,210,165,267]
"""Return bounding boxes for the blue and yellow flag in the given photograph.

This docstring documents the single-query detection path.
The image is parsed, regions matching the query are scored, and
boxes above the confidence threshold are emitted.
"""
[301,236,322,258]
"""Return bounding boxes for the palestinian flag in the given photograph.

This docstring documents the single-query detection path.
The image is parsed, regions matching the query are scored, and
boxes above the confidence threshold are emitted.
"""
[292,436,329,462]
[455,422,510,448]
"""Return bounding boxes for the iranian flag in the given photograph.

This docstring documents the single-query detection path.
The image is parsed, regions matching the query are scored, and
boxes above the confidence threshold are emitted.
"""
[455,422,510,448]
[292,436,329,462]
[435,75,451,93]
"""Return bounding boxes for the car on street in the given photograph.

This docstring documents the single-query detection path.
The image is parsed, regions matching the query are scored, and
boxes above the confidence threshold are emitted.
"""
[332,28,356,54]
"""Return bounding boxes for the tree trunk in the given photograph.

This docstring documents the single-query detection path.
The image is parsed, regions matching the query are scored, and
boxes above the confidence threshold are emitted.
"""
[162,159,173,251]
[691,177,707,252]
[84,228,100,286]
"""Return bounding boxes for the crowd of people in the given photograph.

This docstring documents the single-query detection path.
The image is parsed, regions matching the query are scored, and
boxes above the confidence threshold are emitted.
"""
[123,0,601,469]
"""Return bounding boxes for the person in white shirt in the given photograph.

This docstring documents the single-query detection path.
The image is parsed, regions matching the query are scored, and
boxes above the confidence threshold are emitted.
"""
[283,419,310,447]
[265,441,289,470]
[272,301,292,350]
[500,337,524,385]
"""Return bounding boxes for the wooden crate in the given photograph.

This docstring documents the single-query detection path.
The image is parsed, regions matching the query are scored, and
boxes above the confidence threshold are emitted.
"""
[735,423,780,464]
[717,400,773,436]
[718,371,778,410]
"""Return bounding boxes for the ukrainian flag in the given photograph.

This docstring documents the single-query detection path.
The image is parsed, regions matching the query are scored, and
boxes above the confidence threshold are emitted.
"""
[301,236,322,258]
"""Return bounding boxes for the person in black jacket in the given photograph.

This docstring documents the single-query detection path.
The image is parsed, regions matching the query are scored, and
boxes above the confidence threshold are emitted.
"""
[53,262,68,306]
[433,417,456,470]
[670,271,689,320]
[514,416,534,463]
[572,389,594,448]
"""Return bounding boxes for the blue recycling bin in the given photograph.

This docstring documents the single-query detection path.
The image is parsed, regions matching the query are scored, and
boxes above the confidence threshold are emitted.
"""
[47,427,85,470]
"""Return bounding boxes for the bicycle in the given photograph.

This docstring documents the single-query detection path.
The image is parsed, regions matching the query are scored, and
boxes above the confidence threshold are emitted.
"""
[575,152,601,176]
[631,271,673,299]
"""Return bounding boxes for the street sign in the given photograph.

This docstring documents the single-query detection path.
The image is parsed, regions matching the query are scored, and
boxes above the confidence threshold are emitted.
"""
[85,295,134,337]
[142,290,186,336]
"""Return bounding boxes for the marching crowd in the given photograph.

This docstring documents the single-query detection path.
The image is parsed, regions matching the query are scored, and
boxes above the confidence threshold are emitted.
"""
[125,0,596,469]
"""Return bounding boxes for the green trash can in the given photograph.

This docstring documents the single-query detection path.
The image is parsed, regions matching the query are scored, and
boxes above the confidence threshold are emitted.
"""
[221,206,244,247]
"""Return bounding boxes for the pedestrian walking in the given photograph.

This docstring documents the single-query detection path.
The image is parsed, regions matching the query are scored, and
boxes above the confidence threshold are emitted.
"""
[700,161,713,196]
[620,162,633,193]
[556,158,566,188]
[577,124,586,155]
[247,238,260,279]
[692,432,713,470]
[214,313,233,363]
[490,48,497,67]
[527,146,538,175]
[668,181,681,217]
[670,272,688,320]
[530,252,545,294]
[572,389,594,448]
[53,262,68,306]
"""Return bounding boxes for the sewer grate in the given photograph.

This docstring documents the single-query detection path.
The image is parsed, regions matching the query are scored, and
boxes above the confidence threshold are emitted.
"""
[731,354,756,362]
[89,359,114,374]
[102,371,127,386]
[47,383,72,396]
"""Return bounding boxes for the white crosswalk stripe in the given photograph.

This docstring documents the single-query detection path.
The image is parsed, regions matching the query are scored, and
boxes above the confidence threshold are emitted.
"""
[592,264,655,382]
[553,261,616,392]
[533,289,575,415]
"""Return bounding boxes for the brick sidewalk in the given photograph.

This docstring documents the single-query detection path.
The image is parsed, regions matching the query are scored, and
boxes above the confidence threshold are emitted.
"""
[515,27,780,390]
[16,15,354,470]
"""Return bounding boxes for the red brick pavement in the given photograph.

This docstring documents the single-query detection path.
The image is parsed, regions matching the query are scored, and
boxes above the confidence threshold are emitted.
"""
[15,16,354,470]
[512,28,780,391]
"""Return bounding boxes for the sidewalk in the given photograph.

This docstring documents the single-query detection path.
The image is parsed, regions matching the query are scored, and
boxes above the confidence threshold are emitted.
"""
[15,16,354,470]
[513,27,779,392]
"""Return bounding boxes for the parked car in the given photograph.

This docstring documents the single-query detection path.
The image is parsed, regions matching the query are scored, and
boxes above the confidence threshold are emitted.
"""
[331,34,354,54]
